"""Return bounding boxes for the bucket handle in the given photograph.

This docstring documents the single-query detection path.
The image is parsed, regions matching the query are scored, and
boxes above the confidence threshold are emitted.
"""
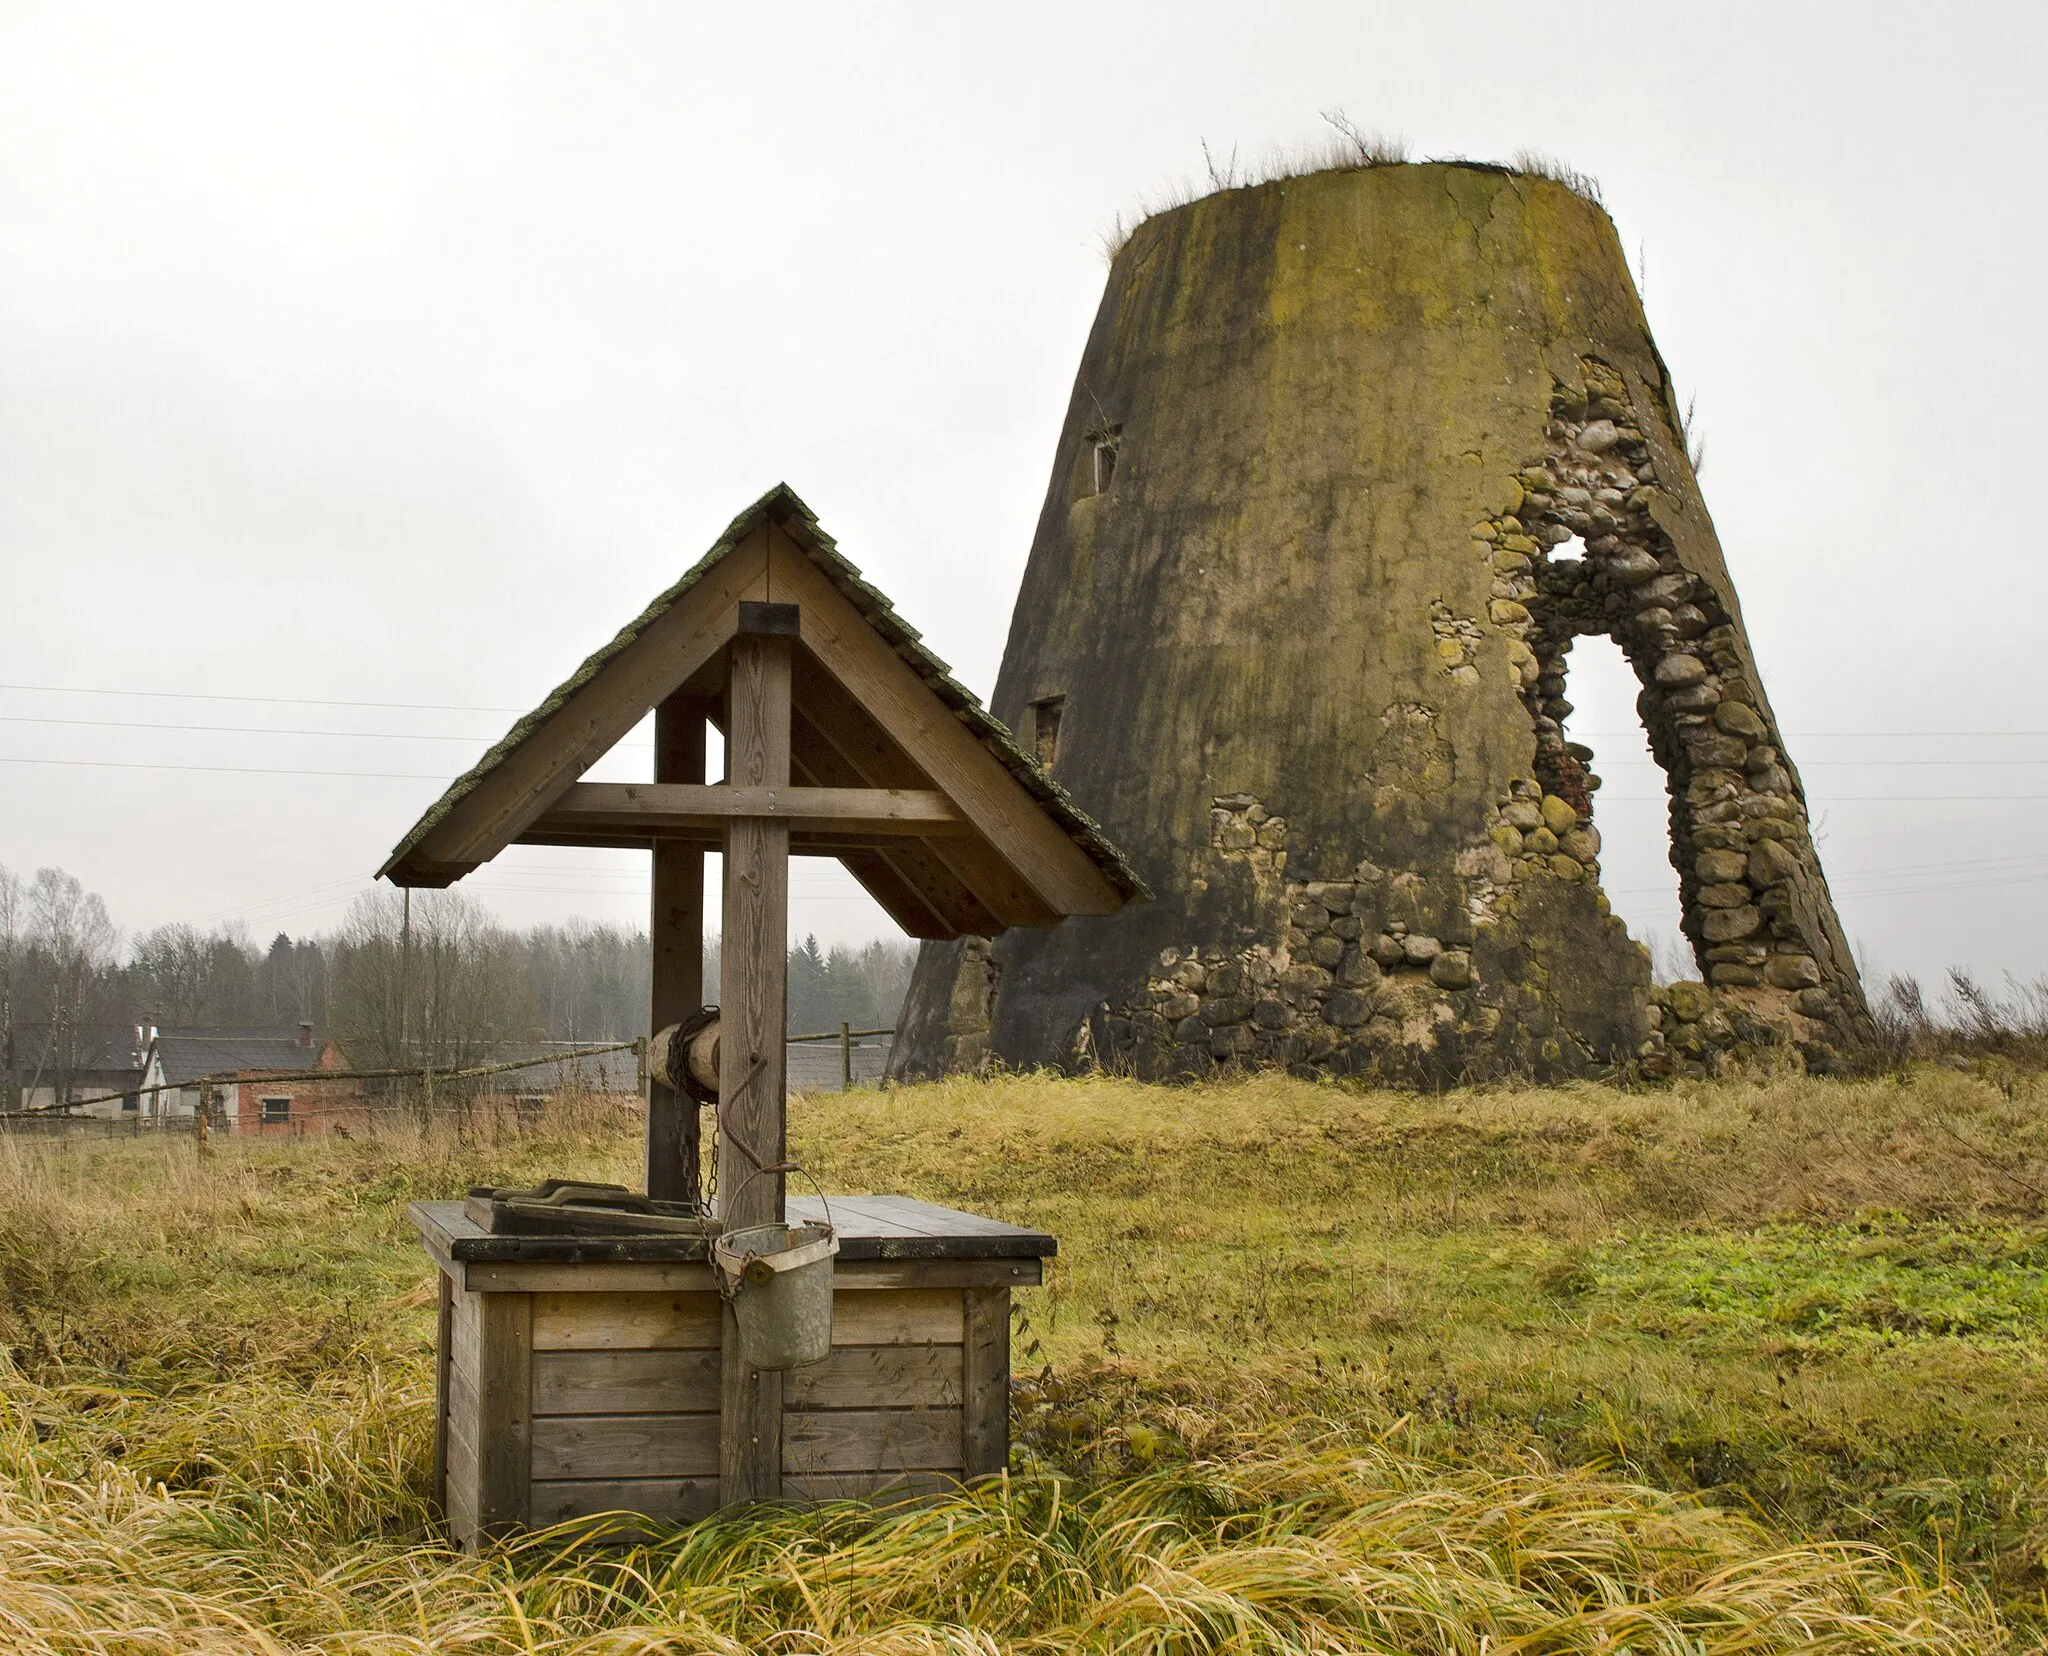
[712,1216,838,1289]
[712,1054,836,1240]
[711,1159,836,1302]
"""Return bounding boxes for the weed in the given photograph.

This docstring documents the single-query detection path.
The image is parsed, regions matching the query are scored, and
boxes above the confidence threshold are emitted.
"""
[1510,148,1606,207]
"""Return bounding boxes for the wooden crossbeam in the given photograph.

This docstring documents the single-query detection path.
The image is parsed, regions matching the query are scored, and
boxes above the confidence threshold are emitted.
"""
[526,782,967,840]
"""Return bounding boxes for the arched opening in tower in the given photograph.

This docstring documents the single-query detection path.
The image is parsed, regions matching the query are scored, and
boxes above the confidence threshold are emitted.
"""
[1551,631,1690,981]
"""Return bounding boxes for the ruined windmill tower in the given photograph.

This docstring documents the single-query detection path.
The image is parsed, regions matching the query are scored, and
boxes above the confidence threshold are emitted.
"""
[893,161,1872,1084]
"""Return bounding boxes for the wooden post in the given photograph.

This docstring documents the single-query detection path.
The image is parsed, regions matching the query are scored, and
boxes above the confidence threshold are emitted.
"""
[962,1287,1012,1480]
[432,1268,453,1519]
[718,601,795,1508]
[474,1292,533,1541]
[716,608,794,1231]
[648,692,710,1203]
[840,1020,852,1092]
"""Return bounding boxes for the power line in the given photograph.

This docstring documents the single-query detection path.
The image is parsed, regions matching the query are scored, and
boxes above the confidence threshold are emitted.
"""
[0,713,655,747]
[1593,758,2048,768]
[12,753,2048,800]
[1569,729,2048,740]
[175,875,375,928]
[0,682,530,714]
[1608,870,2048,903]
[1587,793,2048,803]
[8,685,2048,741]
[3,715,504,743]
[11,713,2024,763]
[1,756,446,780]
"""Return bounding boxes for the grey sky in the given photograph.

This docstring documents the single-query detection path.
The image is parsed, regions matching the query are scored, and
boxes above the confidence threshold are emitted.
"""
[3,1,2044,988]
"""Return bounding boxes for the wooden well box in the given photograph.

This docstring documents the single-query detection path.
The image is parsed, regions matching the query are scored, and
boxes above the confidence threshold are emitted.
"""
[415,1194,1051,1544]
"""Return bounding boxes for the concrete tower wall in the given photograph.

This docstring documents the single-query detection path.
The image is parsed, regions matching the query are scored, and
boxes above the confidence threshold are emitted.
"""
[893,162,1870,1085]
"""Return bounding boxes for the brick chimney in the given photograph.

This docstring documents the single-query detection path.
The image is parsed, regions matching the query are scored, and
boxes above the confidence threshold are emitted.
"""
[297,1020,314,1050]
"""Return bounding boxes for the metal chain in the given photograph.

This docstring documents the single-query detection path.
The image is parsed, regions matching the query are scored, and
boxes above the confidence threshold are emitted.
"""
[704,1099,718,1204]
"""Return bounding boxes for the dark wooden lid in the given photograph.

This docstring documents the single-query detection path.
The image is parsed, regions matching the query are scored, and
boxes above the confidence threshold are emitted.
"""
[410,1194,1055,1264]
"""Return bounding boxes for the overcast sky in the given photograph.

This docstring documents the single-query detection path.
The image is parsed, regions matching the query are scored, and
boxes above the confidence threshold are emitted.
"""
[3,1,2044,991]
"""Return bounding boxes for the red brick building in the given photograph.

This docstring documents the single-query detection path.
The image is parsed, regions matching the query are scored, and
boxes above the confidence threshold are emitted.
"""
[142,1023,349,1132]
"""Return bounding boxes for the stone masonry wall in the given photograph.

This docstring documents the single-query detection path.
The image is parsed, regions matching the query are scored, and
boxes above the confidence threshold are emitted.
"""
[1063,361,1873,1085]
[1499,357,1871,1072]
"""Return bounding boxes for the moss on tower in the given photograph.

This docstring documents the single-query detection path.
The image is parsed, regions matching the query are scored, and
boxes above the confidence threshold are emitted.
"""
[890,162,1870,1085]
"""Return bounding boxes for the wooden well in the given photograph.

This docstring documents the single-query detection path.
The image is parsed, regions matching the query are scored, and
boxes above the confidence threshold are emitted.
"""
[418,1195,1049,1543]
[380,487,1142,1537]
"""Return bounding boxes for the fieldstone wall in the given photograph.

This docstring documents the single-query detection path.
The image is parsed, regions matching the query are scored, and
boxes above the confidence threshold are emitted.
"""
[1058,362,1872,1086]
[1497,358,1870,1072]
[1068,787,1651,1085]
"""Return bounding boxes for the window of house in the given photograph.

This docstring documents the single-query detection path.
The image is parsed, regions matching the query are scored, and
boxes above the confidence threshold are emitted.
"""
[260,1095,292,1125]
[1030,695,1065,771]
[121,1093,138,1112]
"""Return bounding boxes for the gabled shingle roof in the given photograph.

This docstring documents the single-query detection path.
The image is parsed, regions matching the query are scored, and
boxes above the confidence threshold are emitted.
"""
[381,484,1146,902]
[153,1030,328,1084]
[6,1024,145,1078]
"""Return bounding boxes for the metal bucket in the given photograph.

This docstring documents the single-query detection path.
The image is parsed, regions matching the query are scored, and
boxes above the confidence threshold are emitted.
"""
[713,1220,838,1370]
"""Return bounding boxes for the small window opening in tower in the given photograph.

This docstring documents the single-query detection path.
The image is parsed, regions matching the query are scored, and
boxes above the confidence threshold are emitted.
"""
[1090,427,1120,494]
[1557,633,1692,983]
[1030,695,1065,771]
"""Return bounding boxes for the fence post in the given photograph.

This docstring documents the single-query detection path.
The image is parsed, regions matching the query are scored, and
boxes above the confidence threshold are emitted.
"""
[196,1082,210,1160]
[840,1022,852,1092]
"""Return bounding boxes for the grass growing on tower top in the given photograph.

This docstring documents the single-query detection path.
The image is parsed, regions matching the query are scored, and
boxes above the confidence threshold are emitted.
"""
[0,1065,2043,1650]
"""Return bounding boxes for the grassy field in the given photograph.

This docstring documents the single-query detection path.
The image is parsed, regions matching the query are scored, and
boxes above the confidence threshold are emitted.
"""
[2,1064,2044,1651]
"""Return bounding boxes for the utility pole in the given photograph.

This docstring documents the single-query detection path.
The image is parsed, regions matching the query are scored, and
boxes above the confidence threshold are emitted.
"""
[399,887,419,1127]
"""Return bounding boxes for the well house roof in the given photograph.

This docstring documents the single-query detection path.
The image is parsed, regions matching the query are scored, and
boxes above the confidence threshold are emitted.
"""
[378,484,1145,937]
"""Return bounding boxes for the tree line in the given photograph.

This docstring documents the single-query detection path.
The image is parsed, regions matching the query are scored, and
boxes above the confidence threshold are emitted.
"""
[0,863,916,1107]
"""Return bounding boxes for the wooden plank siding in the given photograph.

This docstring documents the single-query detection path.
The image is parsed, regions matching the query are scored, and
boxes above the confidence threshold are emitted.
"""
[532,1413,721,1481]
[530,1478,720,1529]
[962,1288,1011,1480]
[781,1283,968,1503]
[528,1285,724,1531]
[425,1208,1030,1543]
[533,1348,720,1415]
[532,1291,723,1351]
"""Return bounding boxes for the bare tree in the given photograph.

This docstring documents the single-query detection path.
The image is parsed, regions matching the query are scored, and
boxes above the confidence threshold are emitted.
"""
[0,865,21,1109]
[329,887,532,1075]
[27,867,119,1105]
[128,922,261,1026]
[519,918,650,1041]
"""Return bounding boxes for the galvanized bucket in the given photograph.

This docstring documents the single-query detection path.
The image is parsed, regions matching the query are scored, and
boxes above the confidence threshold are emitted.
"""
[712,1220,838,1370]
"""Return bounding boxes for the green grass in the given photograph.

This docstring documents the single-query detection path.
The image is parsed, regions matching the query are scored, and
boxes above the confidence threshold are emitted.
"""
[1,1066,2045,1650]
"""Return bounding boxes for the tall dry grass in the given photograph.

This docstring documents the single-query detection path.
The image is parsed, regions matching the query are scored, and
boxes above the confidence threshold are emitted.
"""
[0,1412,2011,1654]
[0,1070,2040,1650]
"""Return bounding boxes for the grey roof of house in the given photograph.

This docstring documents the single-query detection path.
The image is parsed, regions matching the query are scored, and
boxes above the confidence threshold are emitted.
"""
[153,1030,329,1084]
[381,484,1146,902]
[6,1024,146,1078]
